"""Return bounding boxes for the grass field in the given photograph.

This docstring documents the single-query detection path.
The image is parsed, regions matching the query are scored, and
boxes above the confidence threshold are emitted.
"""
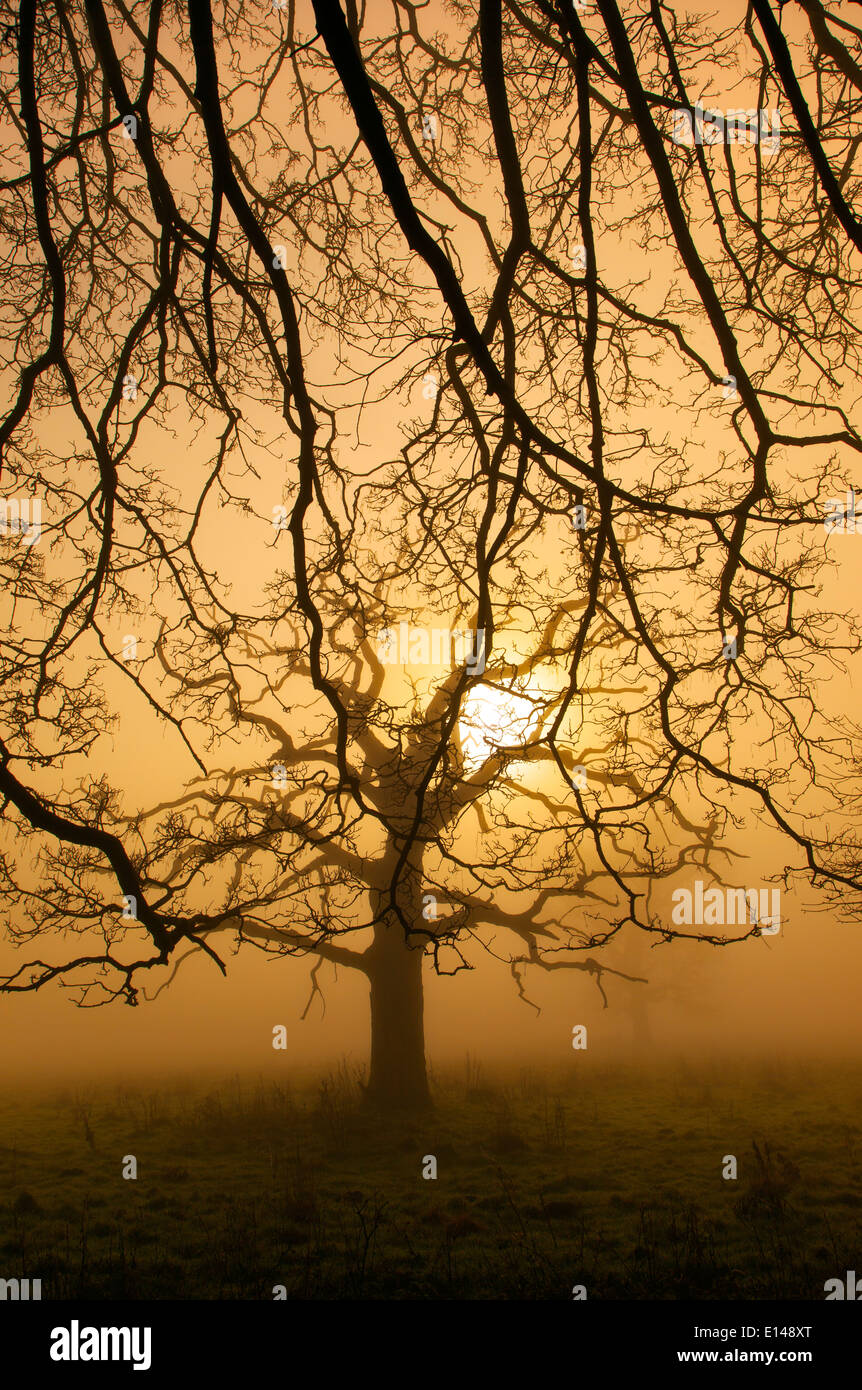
[1,1056,859,1299]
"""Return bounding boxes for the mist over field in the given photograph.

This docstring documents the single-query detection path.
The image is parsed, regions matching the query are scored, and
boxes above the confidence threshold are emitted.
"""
[2,901,862,1085]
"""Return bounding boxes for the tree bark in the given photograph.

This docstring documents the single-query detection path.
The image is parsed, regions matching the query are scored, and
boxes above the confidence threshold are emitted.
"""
[364,921,431,1112]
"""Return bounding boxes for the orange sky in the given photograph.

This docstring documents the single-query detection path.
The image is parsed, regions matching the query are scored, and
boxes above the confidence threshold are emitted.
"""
[1,0,861,1088]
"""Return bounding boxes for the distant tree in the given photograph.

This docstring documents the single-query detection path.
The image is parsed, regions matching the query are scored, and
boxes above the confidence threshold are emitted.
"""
[1,0,861,1109]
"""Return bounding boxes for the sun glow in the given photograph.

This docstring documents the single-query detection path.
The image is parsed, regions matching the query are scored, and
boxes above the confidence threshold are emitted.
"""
[458,681,545,771]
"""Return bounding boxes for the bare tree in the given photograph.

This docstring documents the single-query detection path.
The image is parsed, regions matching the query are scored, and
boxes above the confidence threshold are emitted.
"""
[1,0,861,1109]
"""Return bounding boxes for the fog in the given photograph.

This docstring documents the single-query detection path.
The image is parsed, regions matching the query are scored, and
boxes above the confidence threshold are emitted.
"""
[1,880,858,1089]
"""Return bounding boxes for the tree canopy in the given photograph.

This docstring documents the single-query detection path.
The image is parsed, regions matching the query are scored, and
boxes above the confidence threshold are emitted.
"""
[1,0,861,1103]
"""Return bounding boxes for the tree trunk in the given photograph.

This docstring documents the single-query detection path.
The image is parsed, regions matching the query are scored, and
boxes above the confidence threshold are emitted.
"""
[364,921,431,1112]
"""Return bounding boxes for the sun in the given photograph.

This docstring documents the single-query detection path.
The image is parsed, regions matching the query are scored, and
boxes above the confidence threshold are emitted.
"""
[458,681,544,771]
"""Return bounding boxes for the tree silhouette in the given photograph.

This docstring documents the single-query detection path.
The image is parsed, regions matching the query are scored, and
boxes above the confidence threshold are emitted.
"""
[1,0,861,1109]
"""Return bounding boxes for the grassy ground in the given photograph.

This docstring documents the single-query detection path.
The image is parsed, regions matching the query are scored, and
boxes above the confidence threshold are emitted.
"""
[0,1056,859,1299]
